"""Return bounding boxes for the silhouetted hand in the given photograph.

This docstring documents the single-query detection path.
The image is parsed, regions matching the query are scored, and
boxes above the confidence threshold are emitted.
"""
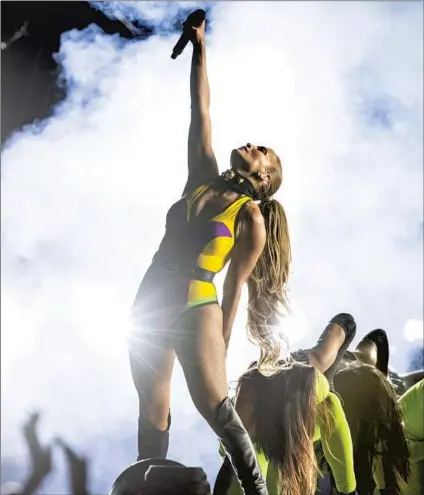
[184,10,206,47]
[23,411,52,476]
[23,412,40,446]
[55,438,89,495]
[20,412,52,495]
[189,20,206,46]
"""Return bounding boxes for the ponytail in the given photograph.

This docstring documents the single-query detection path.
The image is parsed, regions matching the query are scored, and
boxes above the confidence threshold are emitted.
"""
[246,197,292,376]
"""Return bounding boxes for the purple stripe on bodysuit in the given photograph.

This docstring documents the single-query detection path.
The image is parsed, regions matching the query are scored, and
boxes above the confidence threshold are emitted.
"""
[212,222,232,239]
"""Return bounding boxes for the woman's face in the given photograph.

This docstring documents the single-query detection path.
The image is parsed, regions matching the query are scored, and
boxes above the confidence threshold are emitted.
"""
[230,143,273,176]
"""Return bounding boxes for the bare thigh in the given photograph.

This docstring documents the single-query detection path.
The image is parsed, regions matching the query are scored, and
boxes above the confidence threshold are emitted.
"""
[129,325,176,431]
[173,303,228,423]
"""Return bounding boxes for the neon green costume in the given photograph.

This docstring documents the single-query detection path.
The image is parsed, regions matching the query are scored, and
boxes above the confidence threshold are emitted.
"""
[398,379,424,495]
[221,370,356,495]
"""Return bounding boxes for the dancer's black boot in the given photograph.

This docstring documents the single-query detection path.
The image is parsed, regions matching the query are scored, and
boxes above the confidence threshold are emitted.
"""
[213,456,235,495]
[137,412,171,461]
[323,313,357,389]
[213,398,268,495]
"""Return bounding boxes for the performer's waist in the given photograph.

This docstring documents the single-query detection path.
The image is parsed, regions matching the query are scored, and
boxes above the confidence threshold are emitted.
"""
[152,251,216,283]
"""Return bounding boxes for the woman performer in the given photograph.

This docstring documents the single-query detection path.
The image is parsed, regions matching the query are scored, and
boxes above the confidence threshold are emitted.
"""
[333,362,410,495]
[214,313,358,495]
[128,15,291,495]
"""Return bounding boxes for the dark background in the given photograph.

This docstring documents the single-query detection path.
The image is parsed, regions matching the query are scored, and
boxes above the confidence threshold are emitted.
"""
[1,1,213,145]
[1,1,149,145]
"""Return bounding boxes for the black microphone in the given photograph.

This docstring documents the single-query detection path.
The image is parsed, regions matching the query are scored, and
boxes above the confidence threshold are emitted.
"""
[171,9,206,60]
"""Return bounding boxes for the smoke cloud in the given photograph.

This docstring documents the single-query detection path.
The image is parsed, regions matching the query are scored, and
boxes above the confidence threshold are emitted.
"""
[1,2,422,493]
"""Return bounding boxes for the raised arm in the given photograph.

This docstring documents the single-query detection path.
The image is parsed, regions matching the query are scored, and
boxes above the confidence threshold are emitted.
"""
[183,20,219,196]
[399,370,424,392]
[222,203,266,349]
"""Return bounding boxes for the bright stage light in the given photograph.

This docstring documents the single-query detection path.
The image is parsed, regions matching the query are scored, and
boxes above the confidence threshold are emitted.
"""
[1,295,35,370]
[72,288,131,356]
[403,319,424,344]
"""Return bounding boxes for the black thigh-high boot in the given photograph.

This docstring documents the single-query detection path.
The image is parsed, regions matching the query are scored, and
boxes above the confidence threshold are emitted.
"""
[212,398,268,495]
[213,456,235,495]
[322,313,357,390]
[137,411,171,461]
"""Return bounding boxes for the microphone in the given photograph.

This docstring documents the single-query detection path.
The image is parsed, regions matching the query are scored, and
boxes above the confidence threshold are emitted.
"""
[171,9,206,60]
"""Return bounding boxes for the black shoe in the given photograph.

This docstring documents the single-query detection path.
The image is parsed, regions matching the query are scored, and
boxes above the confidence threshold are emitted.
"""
[137,412,171,461]
[213,398,268,495]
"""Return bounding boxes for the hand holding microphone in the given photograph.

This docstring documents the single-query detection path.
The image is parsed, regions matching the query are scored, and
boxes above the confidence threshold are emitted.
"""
[171,9,206,59]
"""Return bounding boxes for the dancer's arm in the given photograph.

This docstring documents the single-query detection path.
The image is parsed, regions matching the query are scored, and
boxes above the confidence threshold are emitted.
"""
[399,379,424,439]
[222,203,266,349]
[317,389,357,494]
[399,370,424,393]
[183,20,219,196]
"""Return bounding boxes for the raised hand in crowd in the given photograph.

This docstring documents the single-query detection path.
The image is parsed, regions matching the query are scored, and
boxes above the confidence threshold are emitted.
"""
[55,438,89,495]
[20,412,53,495]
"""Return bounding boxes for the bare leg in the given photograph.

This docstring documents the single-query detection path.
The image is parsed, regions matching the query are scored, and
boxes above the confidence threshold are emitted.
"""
[129,325,176,460]
[174,303,268,495]
[308,313,357,388]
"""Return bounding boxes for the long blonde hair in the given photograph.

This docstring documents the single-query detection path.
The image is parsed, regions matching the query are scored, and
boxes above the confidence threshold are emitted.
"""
[238,362,321,495]
[246,152,292,375]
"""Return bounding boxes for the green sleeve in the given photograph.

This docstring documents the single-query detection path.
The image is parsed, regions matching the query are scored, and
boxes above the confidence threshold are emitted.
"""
[398,379,424,442]
[398,380,424,494]
[317,391,357,494]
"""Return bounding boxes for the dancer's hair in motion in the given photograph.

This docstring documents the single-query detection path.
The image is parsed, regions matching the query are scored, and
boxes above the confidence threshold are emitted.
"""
[334,361,410,493]
[237,362,331,495]
[247,154,292,374]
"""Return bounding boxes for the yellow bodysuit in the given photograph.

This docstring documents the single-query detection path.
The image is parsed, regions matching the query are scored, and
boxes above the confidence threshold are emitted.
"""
[182,183,251,310]
[132,183,251,328]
